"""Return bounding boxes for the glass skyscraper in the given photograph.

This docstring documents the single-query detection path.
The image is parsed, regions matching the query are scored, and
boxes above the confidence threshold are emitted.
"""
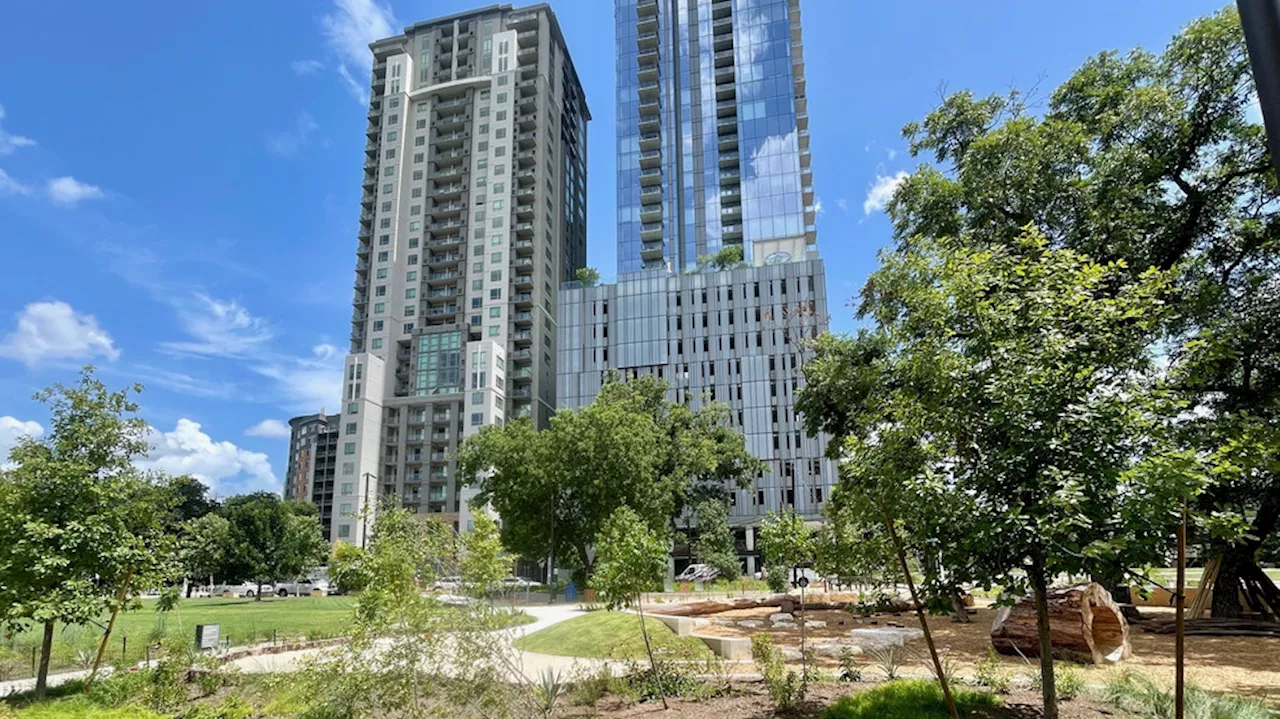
[615,0,815,273]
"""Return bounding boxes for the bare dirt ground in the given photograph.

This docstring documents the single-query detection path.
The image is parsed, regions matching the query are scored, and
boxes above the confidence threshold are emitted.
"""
[557,681,1125,718]
[694,605,1280,705]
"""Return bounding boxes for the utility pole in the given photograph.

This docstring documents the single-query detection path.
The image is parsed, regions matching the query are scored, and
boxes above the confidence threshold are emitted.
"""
[361,472,377,549]
[1238,0,1280,175]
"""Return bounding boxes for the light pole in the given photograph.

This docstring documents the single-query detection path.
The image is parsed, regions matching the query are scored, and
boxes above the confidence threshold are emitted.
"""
[1239,0,1280,175]
[361,471,377,549]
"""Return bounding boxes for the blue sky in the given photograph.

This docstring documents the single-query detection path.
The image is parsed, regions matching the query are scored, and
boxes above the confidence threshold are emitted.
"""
[0,0,1219,496]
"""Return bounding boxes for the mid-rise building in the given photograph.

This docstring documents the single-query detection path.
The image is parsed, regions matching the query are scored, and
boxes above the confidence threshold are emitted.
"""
[615,0,815,273]
[285,413,340,538]
[335,3,589,545]
[558,258,836,574]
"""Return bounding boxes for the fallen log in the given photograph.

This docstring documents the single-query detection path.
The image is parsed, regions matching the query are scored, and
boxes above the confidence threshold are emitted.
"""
[1140,617,1280,637]
[640,596,786,616]
[990,583,1131,665]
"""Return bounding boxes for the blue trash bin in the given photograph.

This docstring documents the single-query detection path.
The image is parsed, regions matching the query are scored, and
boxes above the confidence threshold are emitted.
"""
[565,582,577,602]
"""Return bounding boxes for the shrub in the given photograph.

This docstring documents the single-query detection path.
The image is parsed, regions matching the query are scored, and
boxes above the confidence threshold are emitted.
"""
[974,647,1011,694]
[1055,663,1084,700]
[869,644,910,680]
[765,566,789,594]
[821,679,998,719]
[838,648,862,683]
[569,665,613,706]
[751,634,804,712]
[1104,671,1271,719]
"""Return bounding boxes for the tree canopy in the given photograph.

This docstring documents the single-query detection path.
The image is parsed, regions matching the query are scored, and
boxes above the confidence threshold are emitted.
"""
[220,492,328,599]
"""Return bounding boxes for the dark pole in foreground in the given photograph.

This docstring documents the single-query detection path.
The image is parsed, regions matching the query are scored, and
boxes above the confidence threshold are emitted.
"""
[1176,499,1187,719]
[1239,0,1280,175]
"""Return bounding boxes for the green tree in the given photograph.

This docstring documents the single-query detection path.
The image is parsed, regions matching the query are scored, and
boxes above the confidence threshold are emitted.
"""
[220,493,327,600]
[329,541,372,594]
[575,267,600,287]
[758,509,814,582]
[458,374,760,581]
[168,475,218,523]
[180,512,232,594]
[691,500,739,580]
[590,507,670,710]
[460,512,512,599]
[888,7,1279,618]
[0,367,163,698]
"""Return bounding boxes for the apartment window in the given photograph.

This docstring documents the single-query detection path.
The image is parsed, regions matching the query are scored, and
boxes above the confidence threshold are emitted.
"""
[472,392,484,405]
[479,106,490,117]
[489,289,502,299]
[372,320,384,331]
[342,461,355,474]
[479,123,489,134]
[491,234,502,245]
[338,524,351,539]
[405,288,416,299]
[375,285,387,297]
[406,270,417,281]
[496,111,506,121]
[497,92,507,103]
[473,262,484,273]
[371,338,383,349]
[382,183,393,194]
[494,146,505,157]
[409,238,418,248]
[403,322,413,332]
[490,252,502,264]
[416,119,426,129]
[386,131,398,143]
[387,114,399,125]
[380,201,392,212]
[404,305,415,317]
[474,211,486,222]
[374,302,385,313]
[384,166,395,177]
[380,218,391,228]
[476,176,487,187]
[385,149,396,159]
[488,325,499,337]
[492,217,503,228]
[413,152,424,163]
[410,205,420,215]
[472,280,483,291]
[492,200,504,210]
[488,307,500,318]
[376,268,388,279]
[345,422,357,435]
[412,170,423,180]
[344,442,356,455]
[478,141,489,152]
[341,482,354,495]
[490,270,502,281]
[497,75,508,86]
[493,182,504,193]
[495,128,506,139]
[347,403,358,414]
[494,164,505,175]
[471,413,483,426]
[477,158,488,169]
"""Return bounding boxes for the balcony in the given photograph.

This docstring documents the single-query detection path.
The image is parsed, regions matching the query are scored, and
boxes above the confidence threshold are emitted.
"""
[434,148,467,162]
[636,0,657,17]
[640,221,663,240]
[516,149,537,168]
[722,223,743,239]
[721,203,742,222]
[641,242,665,261]
[426,305,458,317]
[639,131,661,151]
[517,29,537,47]
[436,96,469,112]
[640,202,662,223]
[513,294,533,308]
[513,330,533,343]
[512,387,532,399]
[638,46,659,66]
[513,239,534,255]
[517,77,538,96]
[513,275,534,290]
[640,186,663,204]
[717,98,737,117]
[514,311,533,326]
[426,270,460,285]
[433,162,465,182]
[511,348,533,362]
[513,367,533,379]
[718,133,739,151]
[639,148,661,169]
[514,221,534,237]
[427,253,461,267]
[637,31,659,50]
[715,65,735,85]
[638,14,658,34]
[638,78,660,101]
[713,16,733,36]
[427,235,462,249]
[517,93,537,113]
[432,411,452,423]
[429,218,465,232]
[427,287,457,298]
[638,63,659,84]
[712,0,733,20]
[508,10,539,30]
[638,98,661,118]
[431,183,466,200]
[518,45,537,65]
[434,114,470,133]
[516,131,537,149]
[433,131,468,149]
[719,151,740,167]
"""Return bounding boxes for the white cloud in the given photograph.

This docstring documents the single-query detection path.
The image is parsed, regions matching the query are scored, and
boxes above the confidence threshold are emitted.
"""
[813,197,824,216]
[130,364,240,400]
[335,63,368,105]
[266,111,320,156]
[887,148,898,160]
[0,301,120,368]
[0,168,31,196]
[863,171,909,215]
[245,419,291,438]
[321,0,395,71]
[139,419,278,496]
[321,0,395,105]
[159,293,274,359]
[836,198,849,215]
[291,59,324,76]
[0,105,36,156]
[253,344,343,413]
[0,416,44,468]
[48,176,104,204]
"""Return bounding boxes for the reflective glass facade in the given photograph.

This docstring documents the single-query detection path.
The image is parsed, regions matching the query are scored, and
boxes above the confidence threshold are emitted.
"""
[616,0,814,274]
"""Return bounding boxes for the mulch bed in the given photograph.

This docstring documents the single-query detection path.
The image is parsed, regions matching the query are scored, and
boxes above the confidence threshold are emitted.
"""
[555,681,1126,718]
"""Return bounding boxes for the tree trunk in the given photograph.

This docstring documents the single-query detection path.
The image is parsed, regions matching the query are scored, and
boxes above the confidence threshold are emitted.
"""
[255,581,263,602]
[35,621,53,700]
[990,583,1131,664]
[950,592,972,623]
[881,507,959,719]
[87,567,134,690]
[1029,551,1058,719]
[635,603,668,710]
[1214,487,1280,618]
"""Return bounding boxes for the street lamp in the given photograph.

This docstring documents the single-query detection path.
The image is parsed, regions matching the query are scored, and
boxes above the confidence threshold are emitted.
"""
[361,471,377,549]
[1239,0,1280,175]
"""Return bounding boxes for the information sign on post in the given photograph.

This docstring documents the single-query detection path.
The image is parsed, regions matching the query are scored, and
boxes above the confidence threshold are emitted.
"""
[195,623,221,652]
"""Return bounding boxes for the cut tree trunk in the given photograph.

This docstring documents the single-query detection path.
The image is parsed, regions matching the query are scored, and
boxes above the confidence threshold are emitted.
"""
[990,583,1131,665]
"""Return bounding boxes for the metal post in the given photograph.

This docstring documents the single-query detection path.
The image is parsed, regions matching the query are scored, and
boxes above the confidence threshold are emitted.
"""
[1239,0,1280,175]
[1176,498,1187,719]
[121,635,127,662]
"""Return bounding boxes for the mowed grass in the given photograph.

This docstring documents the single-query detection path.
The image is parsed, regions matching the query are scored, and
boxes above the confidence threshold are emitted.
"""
[0,596,356,679]
[822,680,998,719]
[512,610,712,660]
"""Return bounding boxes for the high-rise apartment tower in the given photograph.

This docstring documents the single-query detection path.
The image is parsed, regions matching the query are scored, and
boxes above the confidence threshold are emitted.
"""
[285,412,340,538]
[334,4,589,546]
[615,0,815,273]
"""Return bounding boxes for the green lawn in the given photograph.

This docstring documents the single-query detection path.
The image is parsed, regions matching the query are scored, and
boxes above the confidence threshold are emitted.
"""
[0,596,529,681]
[513,610,712,660]
[822,680,998,719]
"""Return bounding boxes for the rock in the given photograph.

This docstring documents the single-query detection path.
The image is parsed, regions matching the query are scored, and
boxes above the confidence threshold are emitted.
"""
[738,620,764,628]
[769,612,793,623]
[773,621,796,629]
[692,618,711,627]
[811,641,862,658]
[779,646,803,661]
[711,617,736,626]
[802,619,827,629]
[847,627,924,650]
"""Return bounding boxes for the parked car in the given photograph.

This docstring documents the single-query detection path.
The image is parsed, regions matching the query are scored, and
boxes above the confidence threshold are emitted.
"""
[213,581,273,598]
[275,577,331,597]
[501,576,538,589]
[430,576,462,593]
[675,564,719,582]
